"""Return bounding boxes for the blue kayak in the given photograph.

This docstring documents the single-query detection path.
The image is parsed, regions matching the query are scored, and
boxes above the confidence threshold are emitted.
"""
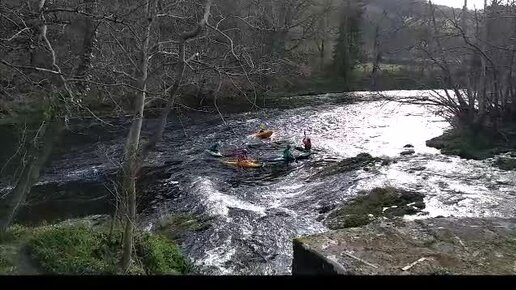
[206,150,223,157]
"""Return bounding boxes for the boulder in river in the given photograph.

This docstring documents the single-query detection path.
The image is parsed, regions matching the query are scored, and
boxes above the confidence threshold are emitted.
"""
[494,157,516,171]
[400,148,415,156]
[310,153,384,179]
[323,187,425,230]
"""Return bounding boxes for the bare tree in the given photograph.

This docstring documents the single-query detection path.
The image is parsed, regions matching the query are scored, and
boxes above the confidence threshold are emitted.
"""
[407,0,516,135]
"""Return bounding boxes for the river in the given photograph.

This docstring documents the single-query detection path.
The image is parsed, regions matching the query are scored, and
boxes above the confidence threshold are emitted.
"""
[3,90,516,275]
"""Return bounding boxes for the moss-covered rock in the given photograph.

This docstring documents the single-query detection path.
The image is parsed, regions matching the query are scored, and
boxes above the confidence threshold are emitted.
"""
[311,153,384,179]
[324,187,425,230]
[495,157,516,171]
[156,213,212,239]
[137,234,190,275]
[427,130,515,160]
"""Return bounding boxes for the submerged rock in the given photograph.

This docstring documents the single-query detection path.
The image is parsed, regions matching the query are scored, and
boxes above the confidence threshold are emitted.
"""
[310,153,385,179]
[400,148,415,156]
[324,187,425,230]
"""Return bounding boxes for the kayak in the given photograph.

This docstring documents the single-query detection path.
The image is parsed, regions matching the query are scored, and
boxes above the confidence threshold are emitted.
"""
[295,146,306,152]
[223,160,263,168]
[206,150,223,157]
[295,152,312,160]
[264,157,286,163]
[255,130,273,139]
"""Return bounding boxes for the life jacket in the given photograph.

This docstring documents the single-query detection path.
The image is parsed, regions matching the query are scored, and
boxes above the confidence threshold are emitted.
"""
[303,138,312,150]
[283,148,294,161]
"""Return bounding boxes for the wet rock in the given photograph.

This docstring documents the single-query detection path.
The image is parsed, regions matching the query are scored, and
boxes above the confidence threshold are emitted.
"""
[400,148,415,156]
[381,160,391,166]
[426,130,515,160]
[310,153,384,179]
[496,180,511,185]
[412,201,426,209]
[324,187,425,230]
[494,157,516,171]
[156,213,212,239]
[404,144,414,148]
[408,166,426,171]
[437,181,448,189]
[318,204,336,214]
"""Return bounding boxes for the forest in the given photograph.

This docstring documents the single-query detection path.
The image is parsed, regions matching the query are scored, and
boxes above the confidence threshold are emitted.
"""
[1,0,515,276]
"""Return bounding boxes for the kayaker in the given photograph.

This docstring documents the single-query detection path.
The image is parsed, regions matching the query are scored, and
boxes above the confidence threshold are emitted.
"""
[282,144,296,163]
[302,135,312,151]
[209,142,221,153]
[237,148,250,162]
[258,123,267,133]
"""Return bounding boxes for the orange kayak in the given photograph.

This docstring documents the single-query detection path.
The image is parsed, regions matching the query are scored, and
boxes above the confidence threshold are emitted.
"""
[223,160,262,168]
[255,130,273,139]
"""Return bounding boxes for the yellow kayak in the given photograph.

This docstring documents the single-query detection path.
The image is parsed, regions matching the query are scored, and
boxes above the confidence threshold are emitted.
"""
[223,160,262,168]
[255,130,273,139]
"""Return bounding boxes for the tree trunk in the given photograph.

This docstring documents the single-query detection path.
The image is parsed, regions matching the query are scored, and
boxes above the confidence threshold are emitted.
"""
[140,0,213,161]
[0,120,64,233]
[74,0,98,93]
[370,24,381,90]
[120,0,155,273]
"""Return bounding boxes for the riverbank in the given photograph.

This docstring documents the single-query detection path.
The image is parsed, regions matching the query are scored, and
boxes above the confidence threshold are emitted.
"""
[0,215,190,275]
[426,128,516,170]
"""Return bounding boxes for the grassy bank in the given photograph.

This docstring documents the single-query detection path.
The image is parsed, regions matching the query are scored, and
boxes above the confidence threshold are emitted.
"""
[0,216,190,275]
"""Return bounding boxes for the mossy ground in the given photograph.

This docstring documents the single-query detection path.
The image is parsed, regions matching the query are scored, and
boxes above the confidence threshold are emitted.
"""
[324,187,425,230]
[0,219,190,275]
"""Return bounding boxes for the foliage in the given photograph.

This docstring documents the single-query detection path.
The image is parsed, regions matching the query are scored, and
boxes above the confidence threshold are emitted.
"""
[20,225,189,275]
[136,234,191,275]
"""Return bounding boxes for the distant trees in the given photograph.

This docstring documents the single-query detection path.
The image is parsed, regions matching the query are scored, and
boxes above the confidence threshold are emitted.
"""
[333,0,366,86]
[414,0,516,134]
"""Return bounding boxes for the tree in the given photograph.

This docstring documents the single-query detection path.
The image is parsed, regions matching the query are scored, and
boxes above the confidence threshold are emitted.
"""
[408,0,516,134]
[0,0,81,233]
[333,0,365,85]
